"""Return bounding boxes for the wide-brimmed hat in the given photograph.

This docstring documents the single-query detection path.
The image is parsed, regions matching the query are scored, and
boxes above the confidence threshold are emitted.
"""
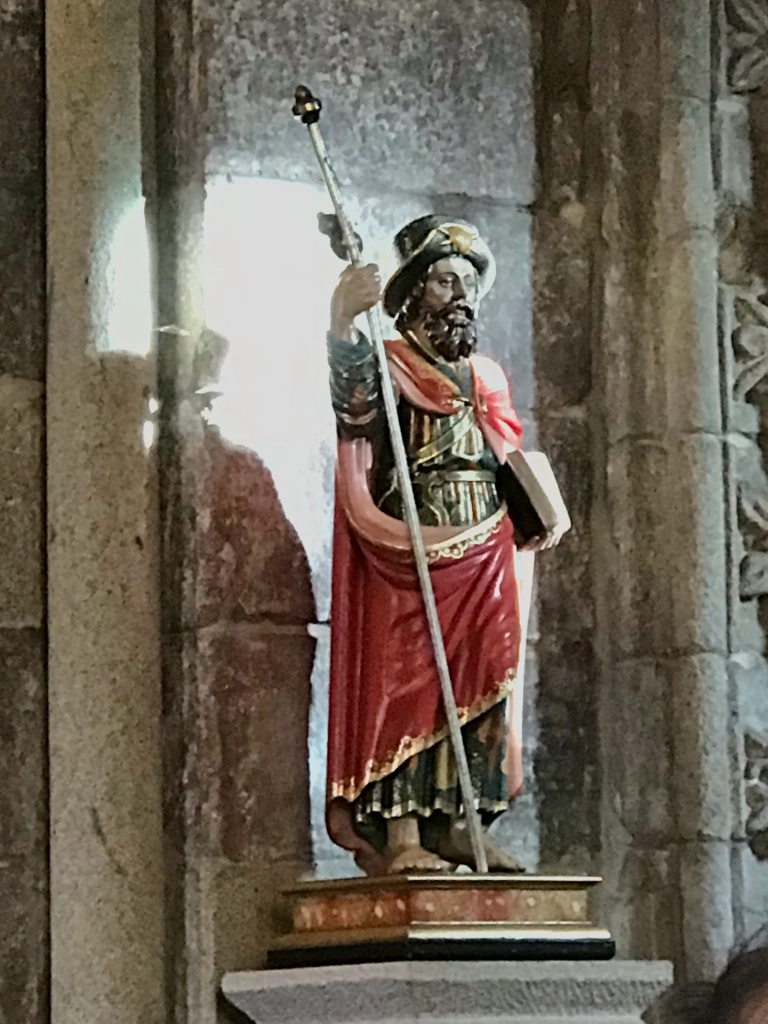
[382,215,496,318]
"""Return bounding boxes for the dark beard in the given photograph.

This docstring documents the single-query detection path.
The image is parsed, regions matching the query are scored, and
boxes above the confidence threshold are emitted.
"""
[421,300,477,361]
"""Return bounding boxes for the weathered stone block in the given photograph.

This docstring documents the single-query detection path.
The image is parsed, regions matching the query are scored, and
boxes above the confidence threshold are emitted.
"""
[0,5,44,183]
[0,186,45,380]
[659,230,721,437]
[532,214,591,411]
[607,435,727,659]
[545,96,588,200]
[592,0,709,108]
[507,413,596,869]
[197,622,313,866]
[213,857,310,974]
[668,653,731,842]
[0,628,46,859]
[203,0,533,202]
[534,694,598,870]
[678,840,734,979]
[600,268,666,447]
[660,99,715,235]
[731,598,766,655]
[597,841,681,965]
[666,434,727,656]
[607,439,670,659]
[0,854,48,1024]
[601,657,674,844]
[602,229,719,445]
[535,414,593,633]
[195,424,317,629]
[0,376,43,627]
[658,0,711,102]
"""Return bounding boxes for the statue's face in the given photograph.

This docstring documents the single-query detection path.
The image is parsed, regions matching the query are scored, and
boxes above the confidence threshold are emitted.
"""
[422,256,479,314]
[409,255,479,362]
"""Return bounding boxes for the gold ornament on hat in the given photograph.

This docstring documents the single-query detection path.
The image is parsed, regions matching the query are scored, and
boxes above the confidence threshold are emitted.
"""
[443,224,476,256]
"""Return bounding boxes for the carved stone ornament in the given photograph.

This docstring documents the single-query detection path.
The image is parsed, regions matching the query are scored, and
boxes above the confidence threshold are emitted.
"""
[745,733,768,859]
[733,292,768,401]
[732,291,768,598]
[728,0,768,92]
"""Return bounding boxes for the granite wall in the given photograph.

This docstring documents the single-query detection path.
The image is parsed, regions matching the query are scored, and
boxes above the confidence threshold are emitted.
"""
[0,1,47,1022]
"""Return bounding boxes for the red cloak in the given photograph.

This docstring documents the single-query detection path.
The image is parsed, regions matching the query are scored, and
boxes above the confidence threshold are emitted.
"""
[326,340,524,859]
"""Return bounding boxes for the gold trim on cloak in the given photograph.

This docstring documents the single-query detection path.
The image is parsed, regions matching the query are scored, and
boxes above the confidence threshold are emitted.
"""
[424,505,506,564]
[329,665,516,804]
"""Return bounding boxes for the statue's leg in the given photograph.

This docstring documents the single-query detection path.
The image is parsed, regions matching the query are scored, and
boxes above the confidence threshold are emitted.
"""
[423,703,526,873]
[386,815,451,874]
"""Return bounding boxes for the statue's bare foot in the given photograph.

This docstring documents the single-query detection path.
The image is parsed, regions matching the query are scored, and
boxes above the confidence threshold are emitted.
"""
[434,827,526,873]
[387,845,453,874]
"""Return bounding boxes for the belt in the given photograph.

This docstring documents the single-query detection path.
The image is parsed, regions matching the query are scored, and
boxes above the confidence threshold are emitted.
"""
[416,469,497,484]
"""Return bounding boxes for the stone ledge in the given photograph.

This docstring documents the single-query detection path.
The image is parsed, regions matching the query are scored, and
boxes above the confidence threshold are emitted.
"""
[222,960,673,1024]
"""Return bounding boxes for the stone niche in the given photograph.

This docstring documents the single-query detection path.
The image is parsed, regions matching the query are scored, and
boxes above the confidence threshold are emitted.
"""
[197,0,546,892]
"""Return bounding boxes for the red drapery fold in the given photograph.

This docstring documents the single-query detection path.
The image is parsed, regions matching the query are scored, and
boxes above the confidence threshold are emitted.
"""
[327,507,520,805]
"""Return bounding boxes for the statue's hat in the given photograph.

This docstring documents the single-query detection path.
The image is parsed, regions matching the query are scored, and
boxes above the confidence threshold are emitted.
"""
[382,215,496,318]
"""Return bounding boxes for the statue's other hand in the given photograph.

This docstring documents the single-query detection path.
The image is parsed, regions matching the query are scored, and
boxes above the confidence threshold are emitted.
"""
[330,264,382,339]
[520,524,566,553]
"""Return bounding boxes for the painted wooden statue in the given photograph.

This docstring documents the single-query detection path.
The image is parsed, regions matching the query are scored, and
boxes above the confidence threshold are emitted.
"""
[323,216,567,876]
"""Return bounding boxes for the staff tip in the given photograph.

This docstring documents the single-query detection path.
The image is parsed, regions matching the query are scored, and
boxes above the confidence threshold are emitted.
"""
[292,85,322,124]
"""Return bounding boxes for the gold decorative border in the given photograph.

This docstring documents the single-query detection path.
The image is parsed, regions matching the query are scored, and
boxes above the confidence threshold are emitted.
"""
[423,505,506,564]
[283,874,604,896]
[329,666,516,803]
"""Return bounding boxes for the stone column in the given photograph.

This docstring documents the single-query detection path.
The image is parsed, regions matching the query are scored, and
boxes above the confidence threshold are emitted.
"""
[591,0,730,975]
[0,4,48,1021]
[46,0,166,1020]
[592,0,733,977]
[533,0,735,975]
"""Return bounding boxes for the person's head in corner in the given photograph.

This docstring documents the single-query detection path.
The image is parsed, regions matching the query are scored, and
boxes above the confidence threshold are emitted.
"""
[662,933,768,1024]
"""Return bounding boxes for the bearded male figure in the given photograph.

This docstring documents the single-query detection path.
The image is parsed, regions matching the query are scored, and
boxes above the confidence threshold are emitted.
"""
[325,216,548,876]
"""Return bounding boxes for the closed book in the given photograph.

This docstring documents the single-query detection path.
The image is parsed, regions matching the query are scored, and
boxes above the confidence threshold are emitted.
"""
[497,450,571,547]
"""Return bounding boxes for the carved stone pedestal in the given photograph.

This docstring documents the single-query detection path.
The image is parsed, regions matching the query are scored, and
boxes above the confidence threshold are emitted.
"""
[221,961,673,1024]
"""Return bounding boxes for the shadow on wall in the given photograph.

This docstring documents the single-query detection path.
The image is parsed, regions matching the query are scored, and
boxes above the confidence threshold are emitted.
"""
[188,317,316,861]
[194,413,316,866]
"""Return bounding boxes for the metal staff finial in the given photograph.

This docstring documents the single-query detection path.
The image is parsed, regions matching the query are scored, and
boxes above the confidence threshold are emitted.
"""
[292,84,489,875]
[292,85,322,124]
